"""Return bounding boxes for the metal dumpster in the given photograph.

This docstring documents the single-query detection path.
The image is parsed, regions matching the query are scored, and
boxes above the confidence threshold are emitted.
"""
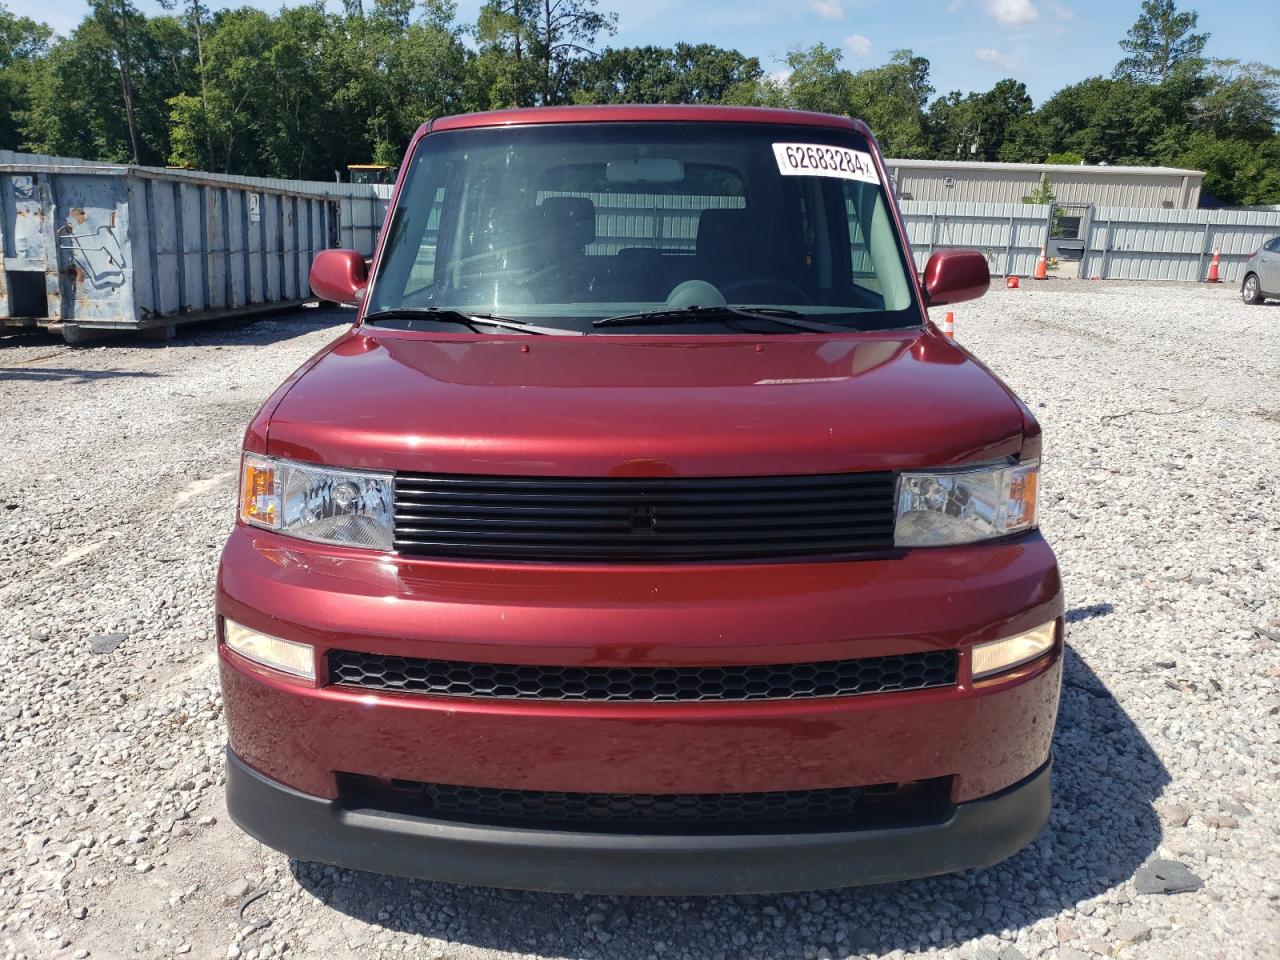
[0,151,386,342]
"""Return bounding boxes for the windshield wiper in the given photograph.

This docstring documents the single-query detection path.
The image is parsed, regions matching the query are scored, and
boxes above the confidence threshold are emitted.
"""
[593,305,850,333]
[362,307,580,336]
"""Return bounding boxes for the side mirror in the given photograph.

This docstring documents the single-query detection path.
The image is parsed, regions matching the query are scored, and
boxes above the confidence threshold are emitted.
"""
[922,250,990,306]
[310,249,368,306]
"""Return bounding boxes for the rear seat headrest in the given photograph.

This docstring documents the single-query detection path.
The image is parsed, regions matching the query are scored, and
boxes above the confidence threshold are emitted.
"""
[539,196,596,249]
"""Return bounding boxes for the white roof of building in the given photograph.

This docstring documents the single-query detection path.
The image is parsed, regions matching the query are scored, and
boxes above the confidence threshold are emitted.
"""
[886,158,1203,178]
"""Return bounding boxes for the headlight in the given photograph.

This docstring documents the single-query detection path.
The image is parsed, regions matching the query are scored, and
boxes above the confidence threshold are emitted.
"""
[971,621,1057,680]
[894,460,1038,547]
[223,618,316,680]
[239,454,394,550]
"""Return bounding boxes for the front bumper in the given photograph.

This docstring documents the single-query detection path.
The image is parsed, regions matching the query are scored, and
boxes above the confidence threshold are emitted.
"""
[226,748,1052,895]
[218,525,1062,890]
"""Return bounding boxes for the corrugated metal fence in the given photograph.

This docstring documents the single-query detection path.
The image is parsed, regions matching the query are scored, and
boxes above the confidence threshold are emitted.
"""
[900,200,1280,283]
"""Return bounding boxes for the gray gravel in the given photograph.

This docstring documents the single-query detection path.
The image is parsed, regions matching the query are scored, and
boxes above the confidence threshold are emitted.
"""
[1,283,1278,960]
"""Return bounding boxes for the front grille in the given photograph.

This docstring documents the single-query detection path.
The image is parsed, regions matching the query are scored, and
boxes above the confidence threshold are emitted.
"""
[339,774,953,833]
[326,649,957,702]
[392,471,897,561]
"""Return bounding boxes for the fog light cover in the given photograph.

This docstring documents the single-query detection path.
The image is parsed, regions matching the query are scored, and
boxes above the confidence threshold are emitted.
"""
[971,621,1056,680]
[223,618,315,680]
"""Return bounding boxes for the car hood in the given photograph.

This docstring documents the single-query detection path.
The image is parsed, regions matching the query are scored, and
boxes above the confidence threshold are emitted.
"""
[264,331,1028,476]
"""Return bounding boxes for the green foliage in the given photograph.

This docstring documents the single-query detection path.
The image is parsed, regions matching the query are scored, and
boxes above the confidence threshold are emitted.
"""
[1025,172,1055,205]
[730,45,934,157]
[475,0,615,107]
[0,3,52,149]
[574,43,762,105]
[1115,0,1207,83]
[1024,76,1167,165]
[1188,60,1280,145]
[1160,132,1280,206]
[4,0,1277,204]
[929,78,1033,161]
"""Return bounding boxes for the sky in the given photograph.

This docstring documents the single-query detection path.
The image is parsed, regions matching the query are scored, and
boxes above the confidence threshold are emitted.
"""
[9,0,1279,106]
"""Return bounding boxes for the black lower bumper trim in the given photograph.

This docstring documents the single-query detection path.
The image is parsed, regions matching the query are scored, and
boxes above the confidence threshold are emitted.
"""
[225,749,1050,895]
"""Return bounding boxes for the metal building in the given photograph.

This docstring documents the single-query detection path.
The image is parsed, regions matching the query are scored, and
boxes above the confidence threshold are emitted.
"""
[885,159,1204,210]
[1,150,387,342]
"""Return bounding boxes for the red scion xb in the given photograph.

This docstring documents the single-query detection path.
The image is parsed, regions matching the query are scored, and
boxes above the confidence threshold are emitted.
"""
[218,105,1062,895]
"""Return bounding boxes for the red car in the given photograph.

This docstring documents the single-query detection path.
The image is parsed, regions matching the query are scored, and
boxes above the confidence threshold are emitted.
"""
[219,105,1062,895]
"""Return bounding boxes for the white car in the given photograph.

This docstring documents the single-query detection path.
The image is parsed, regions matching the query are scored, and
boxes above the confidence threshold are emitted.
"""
[1242,236,1279,304]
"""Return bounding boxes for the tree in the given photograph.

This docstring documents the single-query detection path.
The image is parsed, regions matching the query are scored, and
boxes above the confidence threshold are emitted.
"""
[1115,0,1208,84]
[156,0,213,168]
[1028,76,1166,164]
[473,0,540,107]
[928,78,1032,161]
[0,3,52,149]
[88,0,148,162]
[575,43,761,105]
[23,13,189,163]
[1188,60,1280,145]
[1163,132,1280,205]
[529,0,616,104]
[1025,172,1055,204]
[846,50,933,157]
[474,0,614,107]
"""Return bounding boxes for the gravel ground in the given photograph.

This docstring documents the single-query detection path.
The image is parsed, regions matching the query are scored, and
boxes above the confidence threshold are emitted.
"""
[1,282,1278,960]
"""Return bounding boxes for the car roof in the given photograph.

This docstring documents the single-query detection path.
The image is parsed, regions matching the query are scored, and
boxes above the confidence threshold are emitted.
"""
[423,105,871,139]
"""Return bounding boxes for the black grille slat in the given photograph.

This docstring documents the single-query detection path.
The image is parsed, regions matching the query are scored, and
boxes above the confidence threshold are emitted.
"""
[393,471,896,561]
[396,474,891,492]
[391,524,893,542]
[327,649,957,702]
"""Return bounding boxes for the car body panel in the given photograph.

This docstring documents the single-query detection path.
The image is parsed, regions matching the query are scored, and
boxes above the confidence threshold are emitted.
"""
[263,330,1027,475]
[1258,237,1280,293]
[218,525,1062,804]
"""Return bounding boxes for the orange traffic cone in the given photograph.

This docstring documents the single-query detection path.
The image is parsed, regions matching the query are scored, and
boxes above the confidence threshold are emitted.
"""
[941,311,955,339]
[1033,245,1048,280]
[1205,248,1221,283]
[1006,275,1020,289]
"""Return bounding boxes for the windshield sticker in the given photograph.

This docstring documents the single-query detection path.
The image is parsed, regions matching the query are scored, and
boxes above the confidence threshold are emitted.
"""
[772,143,879,184]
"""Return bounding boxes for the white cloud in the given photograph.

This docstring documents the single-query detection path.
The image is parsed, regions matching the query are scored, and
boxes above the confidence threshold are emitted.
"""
[808,0,845,19]
[974,47,1020,70]
[1047,0,1073,19]
[844,33,872,57]
[947,0,964,10]
[982,0,1038,25]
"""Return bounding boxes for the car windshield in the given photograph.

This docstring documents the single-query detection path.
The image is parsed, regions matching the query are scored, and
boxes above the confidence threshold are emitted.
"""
[368,121,922,334]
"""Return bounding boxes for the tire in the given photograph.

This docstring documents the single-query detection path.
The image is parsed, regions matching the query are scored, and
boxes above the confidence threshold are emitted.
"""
[1241,273,1264,305]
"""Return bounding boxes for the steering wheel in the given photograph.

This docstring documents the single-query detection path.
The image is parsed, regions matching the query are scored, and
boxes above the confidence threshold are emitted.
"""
[719,277,813,305]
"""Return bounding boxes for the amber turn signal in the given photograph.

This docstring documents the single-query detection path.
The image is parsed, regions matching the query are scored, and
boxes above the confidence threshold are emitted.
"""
[240,454,279,529]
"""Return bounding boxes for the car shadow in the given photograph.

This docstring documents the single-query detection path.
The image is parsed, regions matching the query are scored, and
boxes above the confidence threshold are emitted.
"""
[0,305,352,353]
[0,366,166,383]
[178,305,355,347]
[289,644,1167,957]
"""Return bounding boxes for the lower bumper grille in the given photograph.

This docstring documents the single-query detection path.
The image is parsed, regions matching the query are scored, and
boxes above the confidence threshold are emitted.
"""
[339,775,953,833]
[326,649,957,702]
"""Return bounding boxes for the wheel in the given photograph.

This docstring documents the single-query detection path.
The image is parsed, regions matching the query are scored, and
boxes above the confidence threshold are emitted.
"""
[1241,273,1264,305]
